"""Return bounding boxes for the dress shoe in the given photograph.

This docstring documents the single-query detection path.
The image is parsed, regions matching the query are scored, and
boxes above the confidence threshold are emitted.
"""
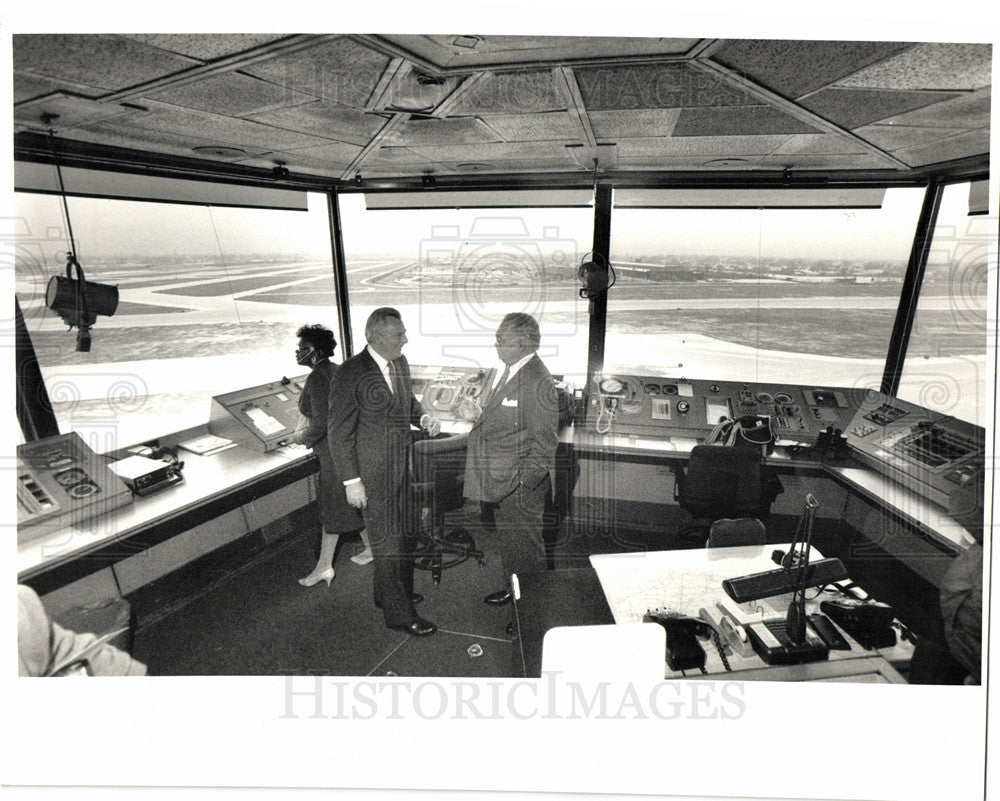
[298,567,335,587]
[484,589,512,606]
[388,617,437,636]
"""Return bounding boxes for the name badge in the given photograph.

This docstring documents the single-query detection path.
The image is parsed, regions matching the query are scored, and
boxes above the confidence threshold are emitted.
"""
[501,398,518,407]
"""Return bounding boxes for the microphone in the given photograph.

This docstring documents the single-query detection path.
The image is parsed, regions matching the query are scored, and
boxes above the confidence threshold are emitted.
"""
[784,494,819,645]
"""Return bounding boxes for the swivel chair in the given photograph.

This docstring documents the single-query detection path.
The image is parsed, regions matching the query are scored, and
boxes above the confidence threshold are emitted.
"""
[411,432,486,584]
[673,445,782,546]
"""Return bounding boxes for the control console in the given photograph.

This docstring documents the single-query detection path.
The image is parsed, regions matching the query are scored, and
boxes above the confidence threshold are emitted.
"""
[17,432,133,543]
[209,374,309,452]
[585,374,861,444]
[410,365,497,424]
[844,390,985,509]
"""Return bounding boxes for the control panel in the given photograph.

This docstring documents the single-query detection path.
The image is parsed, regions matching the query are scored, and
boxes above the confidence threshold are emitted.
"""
[585,374,862,444]
[845,391,985,509]
[410,365,497,423]
[17,432,133,542]
[209,374,309,452]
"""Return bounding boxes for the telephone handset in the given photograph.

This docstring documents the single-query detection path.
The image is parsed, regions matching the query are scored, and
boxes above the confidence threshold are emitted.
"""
[594,375,643,434]
[643,609,714,672]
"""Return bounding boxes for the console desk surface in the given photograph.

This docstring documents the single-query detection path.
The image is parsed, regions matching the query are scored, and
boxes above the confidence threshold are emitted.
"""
[589,545,912,681]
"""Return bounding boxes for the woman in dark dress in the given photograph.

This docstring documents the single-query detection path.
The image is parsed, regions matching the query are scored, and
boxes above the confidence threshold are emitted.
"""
[293,324,370,586]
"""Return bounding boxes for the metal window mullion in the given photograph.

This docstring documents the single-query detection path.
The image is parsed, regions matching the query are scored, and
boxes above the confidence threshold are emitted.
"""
[881,180,944,396]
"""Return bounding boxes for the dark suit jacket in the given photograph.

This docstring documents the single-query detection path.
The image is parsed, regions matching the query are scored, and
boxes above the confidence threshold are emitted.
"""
[464,353,559,504]
[327,347,425,496]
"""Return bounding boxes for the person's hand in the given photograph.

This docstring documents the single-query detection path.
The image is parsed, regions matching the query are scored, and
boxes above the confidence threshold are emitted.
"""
[345,481,367,509]
[421,414,442,437]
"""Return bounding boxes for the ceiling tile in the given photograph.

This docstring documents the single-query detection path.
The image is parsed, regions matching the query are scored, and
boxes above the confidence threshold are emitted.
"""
[712,40,912,99]
[378,34,700,69]
[14,93,141,133]
[146,72,318,117]
[673,105,819,136]
[121,34,290,62]
[575,63,753,110]
[366,147,431,165]
[759,152,901,169]
[241,37,390,107]
[880,86,991,129]
[403,141,580,164]
[107,101,334,150]
[836,42,991,91]
[448,71,567,115]
[267,140,365,169]
[853,124,969,151]
[588,108,680,139]
[769,133,873,156]
[14,73,65,103]
[616,135,791,158]
[480,112,580,142]
[246,103,387,146]
[800,88,960,129]
[70,122,269,160]
[13,34,199,93]
[385,117,502,146]
[892,130,991,166]
[443,157,585,174]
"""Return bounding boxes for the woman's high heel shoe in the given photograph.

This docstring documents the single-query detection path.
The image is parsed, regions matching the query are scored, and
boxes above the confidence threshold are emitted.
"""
[299,567,335,587]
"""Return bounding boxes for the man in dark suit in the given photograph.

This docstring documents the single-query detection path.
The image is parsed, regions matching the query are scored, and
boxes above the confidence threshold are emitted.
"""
[464,313,559,606]
[327,308,441,636]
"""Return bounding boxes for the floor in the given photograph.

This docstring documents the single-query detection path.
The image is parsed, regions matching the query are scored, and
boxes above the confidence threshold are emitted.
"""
[128,500,959,681]
[131,508,519,677]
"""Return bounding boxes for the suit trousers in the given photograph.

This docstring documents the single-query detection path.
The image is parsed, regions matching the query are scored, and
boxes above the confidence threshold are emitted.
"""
[489,475,551,580]
[364,482,417,627]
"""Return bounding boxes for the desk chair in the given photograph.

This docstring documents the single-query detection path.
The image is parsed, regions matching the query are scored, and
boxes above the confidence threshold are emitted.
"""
[674,445,781,544]
[411,432,486,584]
[708,517,767,548]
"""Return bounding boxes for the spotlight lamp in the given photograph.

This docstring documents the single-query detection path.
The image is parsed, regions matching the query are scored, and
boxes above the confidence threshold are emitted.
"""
[46,254,119,352]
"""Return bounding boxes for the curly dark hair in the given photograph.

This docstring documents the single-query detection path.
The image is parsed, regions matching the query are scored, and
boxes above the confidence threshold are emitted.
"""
[296,324,337,357]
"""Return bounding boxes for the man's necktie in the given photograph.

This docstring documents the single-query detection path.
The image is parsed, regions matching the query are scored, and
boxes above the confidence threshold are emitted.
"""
[485,365,510,406]
[387,359,403,398]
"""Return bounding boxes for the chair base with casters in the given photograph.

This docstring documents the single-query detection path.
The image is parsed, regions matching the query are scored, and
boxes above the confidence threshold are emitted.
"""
[411,432,486,585]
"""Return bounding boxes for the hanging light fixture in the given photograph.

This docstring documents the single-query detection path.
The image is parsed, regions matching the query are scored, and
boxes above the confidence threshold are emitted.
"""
[42,115,119,352]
